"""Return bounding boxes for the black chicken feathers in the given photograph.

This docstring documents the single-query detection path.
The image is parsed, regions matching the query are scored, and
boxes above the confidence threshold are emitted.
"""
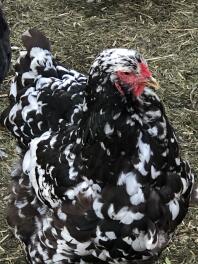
[0,4,11,84]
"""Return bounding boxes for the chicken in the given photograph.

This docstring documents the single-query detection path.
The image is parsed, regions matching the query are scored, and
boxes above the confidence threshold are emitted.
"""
[1,29,195,264]
[0,3,11,85]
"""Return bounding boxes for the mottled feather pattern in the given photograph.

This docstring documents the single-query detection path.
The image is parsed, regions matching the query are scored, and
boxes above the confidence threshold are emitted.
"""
[1,30,194,263]
[1,43,87,149]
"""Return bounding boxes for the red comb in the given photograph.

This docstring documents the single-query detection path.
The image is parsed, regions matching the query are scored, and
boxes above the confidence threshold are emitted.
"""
[140,63,152,78]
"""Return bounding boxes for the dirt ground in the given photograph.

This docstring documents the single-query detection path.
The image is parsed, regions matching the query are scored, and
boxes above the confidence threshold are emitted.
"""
[0,0,197,263]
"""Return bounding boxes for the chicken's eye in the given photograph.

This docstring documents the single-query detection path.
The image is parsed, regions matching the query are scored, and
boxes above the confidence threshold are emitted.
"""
[123,72,130,75]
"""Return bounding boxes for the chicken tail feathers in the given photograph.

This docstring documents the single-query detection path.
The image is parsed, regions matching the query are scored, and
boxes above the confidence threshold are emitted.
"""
[11,28,57,94]
[2,28,57,103]
[20,28,56,79]
[22,28,51,52]
[0,28,58,144]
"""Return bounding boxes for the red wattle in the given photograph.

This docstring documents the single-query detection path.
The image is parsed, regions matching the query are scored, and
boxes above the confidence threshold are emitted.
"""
[140,63,152,78]
[133,84,145,96]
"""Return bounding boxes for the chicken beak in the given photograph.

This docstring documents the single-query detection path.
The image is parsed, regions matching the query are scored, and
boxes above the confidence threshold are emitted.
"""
[146,77,160,90]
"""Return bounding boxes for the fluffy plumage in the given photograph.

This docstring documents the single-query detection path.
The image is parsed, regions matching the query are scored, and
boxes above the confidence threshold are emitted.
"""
[1,29,86,149]
[0,4,11,84]
[1,29,195,264]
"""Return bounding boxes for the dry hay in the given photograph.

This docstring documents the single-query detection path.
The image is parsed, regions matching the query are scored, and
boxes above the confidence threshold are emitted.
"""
[0,0,197,263]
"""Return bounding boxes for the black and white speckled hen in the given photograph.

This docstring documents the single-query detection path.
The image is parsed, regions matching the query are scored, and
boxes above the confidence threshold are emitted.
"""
[0,3,11,84]
[1,29,195,264]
